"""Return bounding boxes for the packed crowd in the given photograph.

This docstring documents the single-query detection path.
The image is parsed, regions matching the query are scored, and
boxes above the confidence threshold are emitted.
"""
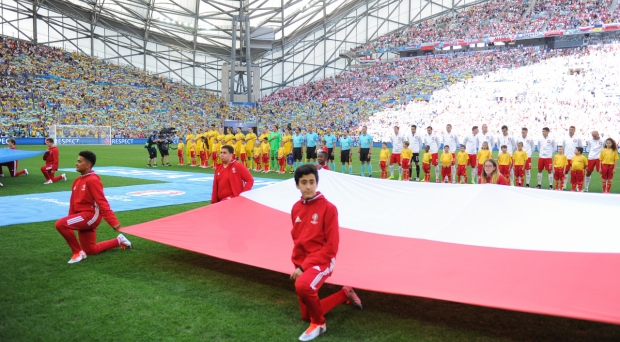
[0,36,225,138]
[364,44,620,143]
[350,0,620,54]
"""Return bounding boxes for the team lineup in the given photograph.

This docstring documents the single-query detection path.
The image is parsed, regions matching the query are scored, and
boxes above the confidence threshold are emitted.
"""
[172,123,618,192]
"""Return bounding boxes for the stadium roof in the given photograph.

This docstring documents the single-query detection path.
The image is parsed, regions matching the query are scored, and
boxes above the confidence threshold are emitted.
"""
[37,0,370,59]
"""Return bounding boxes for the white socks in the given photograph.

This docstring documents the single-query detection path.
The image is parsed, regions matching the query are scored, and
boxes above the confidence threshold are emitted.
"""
[399,167,403,178]
[537,172,543,186]
[452,165,456,182]
[548,174,553,187]
[389,164,394,177]
[435,166,440,180]
[564,174,569,188]
[585,176,591,191]
[473,167,478,183]
[526,170,531,185]
[510,169,515,185]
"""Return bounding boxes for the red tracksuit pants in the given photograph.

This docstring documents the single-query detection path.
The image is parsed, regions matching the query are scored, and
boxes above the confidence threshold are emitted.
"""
[295,263,348,325]
[41,165,63,182]
[55,212,119,255]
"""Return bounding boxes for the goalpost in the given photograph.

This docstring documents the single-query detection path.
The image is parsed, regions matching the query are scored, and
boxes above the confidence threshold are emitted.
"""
[48,125,112,145]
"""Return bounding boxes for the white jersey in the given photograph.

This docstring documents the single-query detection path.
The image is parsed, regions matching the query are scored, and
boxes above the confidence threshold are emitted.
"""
[477,131,495,151]
[537,136,557,158]
[462,133,478,154]
[389,132,406,154]
[406,132,423,153]
[562,135,583,159]
[442,132,460,153]
[516,135,536,157]
[496,134,517,154]
[424,133,440,153]
[587,138,604,159]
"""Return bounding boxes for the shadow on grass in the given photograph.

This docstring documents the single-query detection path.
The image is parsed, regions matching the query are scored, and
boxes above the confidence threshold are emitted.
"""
[159,248,620,342]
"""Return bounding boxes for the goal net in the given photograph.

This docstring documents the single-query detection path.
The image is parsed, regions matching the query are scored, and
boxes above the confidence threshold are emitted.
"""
[48,125,112,145]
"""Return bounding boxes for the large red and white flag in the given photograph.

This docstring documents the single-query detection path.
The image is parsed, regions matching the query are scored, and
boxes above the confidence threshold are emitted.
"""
[122,170,620,324]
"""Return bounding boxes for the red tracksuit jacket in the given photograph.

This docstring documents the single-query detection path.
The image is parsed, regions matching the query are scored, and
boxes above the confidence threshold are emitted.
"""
[70,171,119,227]
[290,192,339,271]
[44,146,59,170]
[211,160,254,203]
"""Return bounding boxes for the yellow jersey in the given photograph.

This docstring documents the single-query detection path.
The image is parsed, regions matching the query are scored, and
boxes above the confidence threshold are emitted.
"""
[185,134,195,148]
[224,134,233,145]
[253,146,262,158]
[498,153,512,166]
[195,140,204,153]
[278,147,286,159]
[440,152,453,167]
[240,143,247,155]
[600,148,619,165]
[401,147,413,160]
[282,134,293,154]
[477,149,492,165]
[513,150,527,166]
[235,133,245,151]
[571,155,588,171]
[259,133,270,144]
[379,149,390,162]
[208,130,217,147]
[217,133,225,143]
[422,152,432,164]
[245,133,257,152]
[177,142,185,151]
[211,142,221,154]
[260,142,270,154]
[457,151,469,166]
[553,154,567,168]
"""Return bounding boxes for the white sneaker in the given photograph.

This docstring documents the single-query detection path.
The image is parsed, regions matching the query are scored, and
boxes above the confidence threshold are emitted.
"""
[299,323,326,341]
[24,169,29,176]
[0,182,3,187]
[43,180,52,185]
[117,234,133,249]
[61,173,67,182]
[68,250,87,264]
[342,286,364,310]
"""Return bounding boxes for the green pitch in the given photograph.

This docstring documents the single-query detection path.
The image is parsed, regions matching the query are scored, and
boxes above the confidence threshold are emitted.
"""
[1,145,619,341]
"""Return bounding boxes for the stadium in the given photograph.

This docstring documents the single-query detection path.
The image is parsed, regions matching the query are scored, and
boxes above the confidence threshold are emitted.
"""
[2,0,620,340]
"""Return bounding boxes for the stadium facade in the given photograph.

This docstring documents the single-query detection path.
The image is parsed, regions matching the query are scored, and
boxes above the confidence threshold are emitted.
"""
[0,0,480,96]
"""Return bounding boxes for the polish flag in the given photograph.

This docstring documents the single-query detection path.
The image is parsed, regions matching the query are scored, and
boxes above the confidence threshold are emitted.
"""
[122,170,620,324]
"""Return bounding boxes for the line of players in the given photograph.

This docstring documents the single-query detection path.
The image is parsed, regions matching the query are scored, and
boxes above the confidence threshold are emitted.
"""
[177,125,371,175]
[383,124,618,192]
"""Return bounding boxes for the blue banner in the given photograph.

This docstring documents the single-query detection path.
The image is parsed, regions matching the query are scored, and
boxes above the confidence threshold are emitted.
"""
[0,138,46,145]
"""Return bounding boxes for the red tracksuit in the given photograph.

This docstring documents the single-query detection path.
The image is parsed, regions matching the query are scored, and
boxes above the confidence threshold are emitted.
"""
[41,145,63,182]
[55,171,120,255]
[291,192,347,325]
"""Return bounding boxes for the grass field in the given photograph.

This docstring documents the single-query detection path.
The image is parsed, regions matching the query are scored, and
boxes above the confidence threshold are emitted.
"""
[1,145,619,341]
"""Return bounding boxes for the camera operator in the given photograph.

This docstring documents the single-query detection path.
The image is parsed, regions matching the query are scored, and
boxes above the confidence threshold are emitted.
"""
[156,131,173,167]
[146,130,158,167]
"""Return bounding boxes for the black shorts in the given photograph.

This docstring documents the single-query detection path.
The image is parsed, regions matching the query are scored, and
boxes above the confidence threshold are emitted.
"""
[159,149,169,156]
[359,148,370,162]
[293,147,303,161]
[307,146,317,159]
[148,148,157,159]
[341,150,351,164]
[412,153,420,163]
[327,148,334,161]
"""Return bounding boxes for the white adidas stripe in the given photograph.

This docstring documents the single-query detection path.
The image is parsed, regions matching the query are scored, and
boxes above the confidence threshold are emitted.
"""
[87,203,100,226]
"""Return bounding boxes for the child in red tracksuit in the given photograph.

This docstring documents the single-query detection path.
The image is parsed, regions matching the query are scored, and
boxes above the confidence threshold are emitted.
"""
[290,165,363,341]
[41,138,65,184]
[54,151,133,264]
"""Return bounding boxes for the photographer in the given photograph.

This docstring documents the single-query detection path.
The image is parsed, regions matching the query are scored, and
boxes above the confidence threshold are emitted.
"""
[156,131,173,167]
[146,130,158,167]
